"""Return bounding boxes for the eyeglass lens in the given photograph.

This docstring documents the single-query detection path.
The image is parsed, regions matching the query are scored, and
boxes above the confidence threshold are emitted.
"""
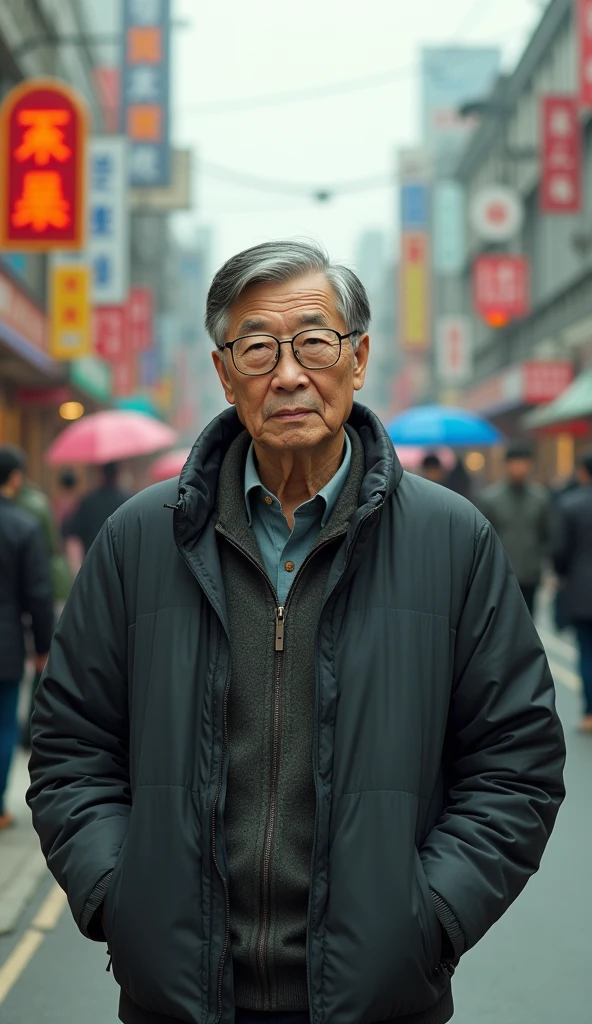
[233,329,341,374]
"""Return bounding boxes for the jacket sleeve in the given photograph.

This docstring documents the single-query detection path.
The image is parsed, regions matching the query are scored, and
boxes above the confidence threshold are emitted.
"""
[27,517,131,938]
[21,522,55,655]
[421,521,566,959]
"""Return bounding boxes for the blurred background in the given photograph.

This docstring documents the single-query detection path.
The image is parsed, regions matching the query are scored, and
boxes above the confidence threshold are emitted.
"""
[1,0,591,496]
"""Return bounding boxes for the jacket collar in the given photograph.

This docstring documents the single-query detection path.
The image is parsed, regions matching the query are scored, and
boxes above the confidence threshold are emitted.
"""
[175,402,402,549]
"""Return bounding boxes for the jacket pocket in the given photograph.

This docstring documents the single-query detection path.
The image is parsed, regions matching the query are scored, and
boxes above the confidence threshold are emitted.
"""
[414,848,442,972]
[103,837,128,952]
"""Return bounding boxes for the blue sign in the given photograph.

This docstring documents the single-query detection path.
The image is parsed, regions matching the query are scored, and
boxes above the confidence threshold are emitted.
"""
[122,0,171,187]
[401,184,429,231]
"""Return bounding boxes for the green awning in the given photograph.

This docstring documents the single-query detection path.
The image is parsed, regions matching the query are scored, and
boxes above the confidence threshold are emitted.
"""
[523,367,592,428]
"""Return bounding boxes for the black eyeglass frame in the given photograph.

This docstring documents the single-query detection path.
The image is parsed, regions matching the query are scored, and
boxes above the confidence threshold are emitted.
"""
[221,329,360,376]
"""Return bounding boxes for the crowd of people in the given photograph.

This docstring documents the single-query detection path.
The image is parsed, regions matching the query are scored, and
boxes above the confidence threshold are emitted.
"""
[0,446,131,827]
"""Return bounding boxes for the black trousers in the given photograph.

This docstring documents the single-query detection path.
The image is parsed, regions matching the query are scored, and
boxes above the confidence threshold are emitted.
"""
[519,583,537,617]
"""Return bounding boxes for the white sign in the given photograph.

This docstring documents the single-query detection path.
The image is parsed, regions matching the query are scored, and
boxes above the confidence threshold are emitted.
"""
[433,180,466,275]
[436,316,472,384]
[88,137,129,305]
[470,185,524,242]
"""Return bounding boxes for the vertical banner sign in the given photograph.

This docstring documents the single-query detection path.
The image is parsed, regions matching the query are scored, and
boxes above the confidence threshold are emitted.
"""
[578,0,592,107]
[50,264,92,359]
[399,171,431,352]
[128,286,154,352]
[94,306,127,361]
[472,256,530,326]
[88,137,129,303]
[433,181,466,275]
[436,316,472,384]
[122,0,171,187]
[540,97,581,213]
[0,79,88,250]
[112,351,137,398]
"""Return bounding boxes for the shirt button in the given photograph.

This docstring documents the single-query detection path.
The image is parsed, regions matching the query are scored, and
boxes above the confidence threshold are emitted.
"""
[264,495,273,505]
[284,561,295,572]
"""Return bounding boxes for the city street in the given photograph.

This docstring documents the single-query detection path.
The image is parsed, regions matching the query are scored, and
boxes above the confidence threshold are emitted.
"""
[0,610,589,1024]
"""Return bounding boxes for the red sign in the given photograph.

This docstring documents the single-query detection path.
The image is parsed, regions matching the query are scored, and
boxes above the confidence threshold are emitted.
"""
[0,79,88,250]
[523,361,574,404]
[578,0,592,107]
[540,97,581,213]
[127,287,153,352]
[94,306,127,362]
[473,256,530,326]
[112,347,137,398]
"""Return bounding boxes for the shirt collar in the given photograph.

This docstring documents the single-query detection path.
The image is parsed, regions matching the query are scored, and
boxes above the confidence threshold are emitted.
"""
[244,430,352,528]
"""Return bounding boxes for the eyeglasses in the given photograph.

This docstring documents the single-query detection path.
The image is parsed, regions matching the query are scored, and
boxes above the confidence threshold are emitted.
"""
[222,329,359,377]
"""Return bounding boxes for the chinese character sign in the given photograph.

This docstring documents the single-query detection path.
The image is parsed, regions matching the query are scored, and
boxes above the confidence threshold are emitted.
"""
[88,137,129,304]
[0,79,88,250]
[473,256,530,325]
[436,317,472,384]
[578,0,592,107]
[399,233,431,351]
[540,97,581,213]
[50,264,92,359]
[122,0,171,187]
[94,306,127,362]
[128,286,154,352]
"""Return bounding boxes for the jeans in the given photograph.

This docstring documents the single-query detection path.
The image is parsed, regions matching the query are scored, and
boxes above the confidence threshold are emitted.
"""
[574,622,592,716]
[0,681,20,814]
[235,1013,309,1024]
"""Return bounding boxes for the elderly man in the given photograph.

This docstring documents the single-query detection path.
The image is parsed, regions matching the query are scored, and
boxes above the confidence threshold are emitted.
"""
[29,241,565,1024]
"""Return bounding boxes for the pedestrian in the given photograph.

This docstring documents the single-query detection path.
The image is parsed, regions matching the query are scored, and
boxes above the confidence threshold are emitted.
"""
[53,469,79,530]
[478,442,552,616]
[552,450,592,733]
[444,456,474,502]
[0,447,53,830]
[419,452,446,484]
[28,241,565,1024]
[63,461,131,556]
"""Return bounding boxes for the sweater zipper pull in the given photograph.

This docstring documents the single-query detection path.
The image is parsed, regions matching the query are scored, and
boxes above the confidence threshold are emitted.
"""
[275,606,285,651]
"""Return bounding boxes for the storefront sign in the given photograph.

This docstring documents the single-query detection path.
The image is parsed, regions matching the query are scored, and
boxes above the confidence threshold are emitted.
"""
[50,264,92,359]
[433,181,465,275]
[400,233,431,351]
[540,97,581,213]
[94,305,127,362]
[0,79,88,250]
[473,255,530,326]
[122,0,171,187]
[88,137,129,303]
[470,185,524,242]
[523,361,574,404]
[578,0,592,107]
[464,360,573,414]
[128,286,153,352]
[436,316,472,384]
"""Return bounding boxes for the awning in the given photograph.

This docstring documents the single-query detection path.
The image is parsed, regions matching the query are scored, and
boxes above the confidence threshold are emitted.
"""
[523,367,592,428]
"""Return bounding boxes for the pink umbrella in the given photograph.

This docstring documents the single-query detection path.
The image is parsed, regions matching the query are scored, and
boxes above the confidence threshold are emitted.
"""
[149,448,191,483]
[395,445,456,472]
[46,410,178,466]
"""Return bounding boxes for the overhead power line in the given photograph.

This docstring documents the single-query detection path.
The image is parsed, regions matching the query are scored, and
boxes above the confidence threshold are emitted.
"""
[201,162,394,201]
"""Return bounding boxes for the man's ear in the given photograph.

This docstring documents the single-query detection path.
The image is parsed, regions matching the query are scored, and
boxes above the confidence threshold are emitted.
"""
[212,349,236,406]
[353,334,369,392]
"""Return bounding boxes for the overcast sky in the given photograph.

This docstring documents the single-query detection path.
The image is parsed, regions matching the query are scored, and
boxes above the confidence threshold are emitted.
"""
[170,0,545,271]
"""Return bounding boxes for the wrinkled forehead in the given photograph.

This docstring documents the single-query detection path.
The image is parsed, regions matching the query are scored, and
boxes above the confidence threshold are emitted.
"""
[227,272,343,338]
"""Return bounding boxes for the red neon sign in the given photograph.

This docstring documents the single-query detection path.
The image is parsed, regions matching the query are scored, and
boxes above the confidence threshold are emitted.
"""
[0,79,88,250]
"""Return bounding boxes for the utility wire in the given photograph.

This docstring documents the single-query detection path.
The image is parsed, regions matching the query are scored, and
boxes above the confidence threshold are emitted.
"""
[201,162,394,200]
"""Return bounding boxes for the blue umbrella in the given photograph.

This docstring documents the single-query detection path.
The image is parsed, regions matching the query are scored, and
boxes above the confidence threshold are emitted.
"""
[386,405,503,447]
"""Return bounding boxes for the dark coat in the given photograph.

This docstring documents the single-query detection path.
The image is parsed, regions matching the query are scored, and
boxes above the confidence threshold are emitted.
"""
[27,405,565,1024]
[65,483,131,554]
[0,495,54,682]
[552,484,592,623]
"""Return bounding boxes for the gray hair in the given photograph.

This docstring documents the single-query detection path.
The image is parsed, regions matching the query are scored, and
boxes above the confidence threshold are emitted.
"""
[205,239,371,350]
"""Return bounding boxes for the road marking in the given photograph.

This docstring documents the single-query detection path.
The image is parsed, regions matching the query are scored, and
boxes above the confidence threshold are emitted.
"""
[0,929,44,1004]
[32,884,68,932]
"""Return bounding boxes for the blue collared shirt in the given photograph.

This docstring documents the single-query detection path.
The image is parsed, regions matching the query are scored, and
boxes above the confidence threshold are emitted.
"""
[244,431,352,605]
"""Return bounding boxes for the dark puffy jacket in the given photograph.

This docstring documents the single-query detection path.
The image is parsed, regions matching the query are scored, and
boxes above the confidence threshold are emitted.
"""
[28,405,565,1024]
[0,495,54,682]
[552,484,592,622]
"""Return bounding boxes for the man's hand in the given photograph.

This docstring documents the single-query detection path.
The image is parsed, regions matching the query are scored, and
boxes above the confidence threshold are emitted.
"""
[34,653,48,674]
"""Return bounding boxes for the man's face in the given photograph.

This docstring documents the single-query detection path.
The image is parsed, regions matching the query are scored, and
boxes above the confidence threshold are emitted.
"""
[212,271,369,452]
[506,457,532,484]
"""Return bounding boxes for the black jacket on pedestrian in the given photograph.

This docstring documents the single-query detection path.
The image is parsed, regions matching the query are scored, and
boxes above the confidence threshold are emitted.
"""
[0,495,54,682]
[64,482,131,554]
[552,484,592,623]
[28,404,566,1024]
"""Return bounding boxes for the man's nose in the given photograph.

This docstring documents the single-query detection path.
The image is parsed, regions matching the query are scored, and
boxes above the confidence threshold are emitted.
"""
[272,342,308,386]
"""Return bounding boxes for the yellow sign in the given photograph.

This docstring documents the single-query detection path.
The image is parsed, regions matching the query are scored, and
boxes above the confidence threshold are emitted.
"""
[400,232,430,351]
[49,263,91,360]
